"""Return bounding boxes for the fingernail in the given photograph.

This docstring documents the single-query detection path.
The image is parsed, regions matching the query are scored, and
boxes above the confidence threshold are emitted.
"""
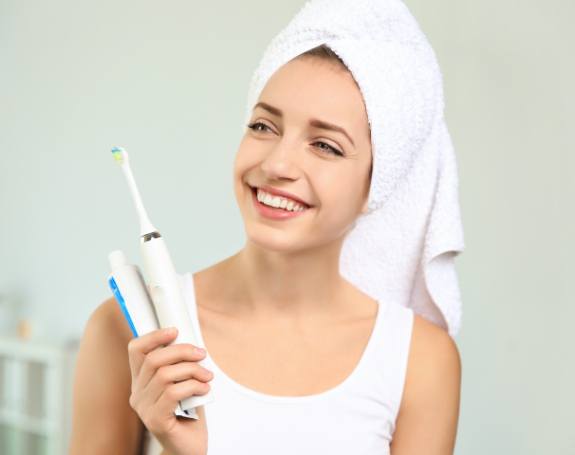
[195,347,206,354]
[165,327,177,334]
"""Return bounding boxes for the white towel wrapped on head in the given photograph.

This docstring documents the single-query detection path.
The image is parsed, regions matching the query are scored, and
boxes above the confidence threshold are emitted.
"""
[244,0,465,337]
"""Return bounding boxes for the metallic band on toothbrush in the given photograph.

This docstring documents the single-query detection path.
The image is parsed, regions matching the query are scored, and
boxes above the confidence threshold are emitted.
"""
[142,231,161,242]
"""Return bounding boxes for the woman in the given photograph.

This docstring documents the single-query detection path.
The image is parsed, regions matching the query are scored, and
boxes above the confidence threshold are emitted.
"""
[69,1,463,454]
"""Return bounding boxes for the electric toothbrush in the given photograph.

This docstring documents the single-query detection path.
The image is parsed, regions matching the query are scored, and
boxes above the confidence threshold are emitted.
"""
[109,146,214,419]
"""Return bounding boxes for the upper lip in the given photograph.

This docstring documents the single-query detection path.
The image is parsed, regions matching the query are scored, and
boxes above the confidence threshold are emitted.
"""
[250,184,312,207]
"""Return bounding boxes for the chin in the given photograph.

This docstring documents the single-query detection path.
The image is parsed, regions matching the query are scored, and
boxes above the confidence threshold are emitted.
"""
[244,223,301,252]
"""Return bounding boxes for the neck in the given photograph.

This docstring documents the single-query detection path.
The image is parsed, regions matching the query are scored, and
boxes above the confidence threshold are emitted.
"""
[225,238,349,320]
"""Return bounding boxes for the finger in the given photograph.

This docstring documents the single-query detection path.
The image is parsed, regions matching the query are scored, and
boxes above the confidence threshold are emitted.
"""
[154,378,211,420]
[136,343,207,391]
[127,327,178,379]
[151,362,214,391]
[139,362,214,410]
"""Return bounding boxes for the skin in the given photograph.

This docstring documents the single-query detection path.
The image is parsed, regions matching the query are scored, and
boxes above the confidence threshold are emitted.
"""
[69,56,461,454]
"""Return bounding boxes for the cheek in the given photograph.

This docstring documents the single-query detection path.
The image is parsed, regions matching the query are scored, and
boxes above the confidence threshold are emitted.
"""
[233,141,264,204]
[316,168,366,219]
[315,177,360,221]
[234,137,265,172]
[233,142,255,183]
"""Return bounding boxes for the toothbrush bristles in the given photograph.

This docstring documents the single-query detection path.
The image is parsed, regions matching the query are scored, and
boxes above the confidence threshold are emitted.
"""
[111,146,127,165]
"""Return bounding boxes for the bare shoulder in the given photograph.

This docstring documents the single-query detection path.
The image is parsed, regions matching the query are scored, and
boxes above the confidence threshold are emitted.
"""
[89,296,133,337]
[69,297,144,454]
[390,314,461,454]
[409,314,461,378]
[77,296,135,358]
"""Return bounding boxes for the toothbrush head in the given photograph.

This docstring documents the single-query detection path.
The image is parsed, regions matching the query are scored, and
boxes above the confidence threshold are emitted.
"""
[110,145,157,235]
[111,146,128,165]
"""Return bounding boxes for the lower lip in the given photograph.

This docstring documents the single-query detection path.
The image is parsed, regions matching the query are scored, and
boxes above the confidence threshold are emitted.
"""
[250,187,312,220]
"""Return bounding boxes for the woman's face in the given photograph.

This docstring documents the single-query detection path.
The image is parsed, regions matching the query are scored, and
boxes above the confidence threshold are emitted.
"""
[233,56,372,253]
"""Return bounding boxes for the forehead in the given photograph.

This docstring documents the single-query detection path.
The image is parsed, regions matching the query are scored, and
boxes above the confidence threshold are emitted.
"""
[256,58,370,137]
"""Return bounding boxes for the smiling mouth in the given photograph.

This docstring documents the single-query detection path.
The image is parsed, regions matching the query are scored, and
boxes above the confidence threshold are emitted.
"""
[247,185,313,211]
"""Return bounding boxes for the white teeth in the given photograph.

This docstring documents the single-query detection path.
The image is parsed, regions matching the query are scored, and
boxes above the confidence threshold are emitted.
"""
[256,188,307,212]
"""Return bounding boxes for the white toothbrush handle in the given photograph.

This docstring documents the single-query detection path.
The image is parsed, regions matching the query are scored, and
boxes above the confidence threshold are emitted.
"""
[141,235,215,415]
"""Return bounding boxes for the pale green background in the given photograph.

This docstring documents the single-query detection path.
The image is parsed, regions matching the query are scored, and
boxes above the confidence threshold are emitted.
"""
[1,0,573,453]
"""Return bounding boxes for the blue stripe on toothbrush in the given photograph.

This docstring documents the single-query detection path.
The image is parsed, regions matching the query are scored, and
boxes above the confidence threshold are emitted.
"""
[108,276,139,337]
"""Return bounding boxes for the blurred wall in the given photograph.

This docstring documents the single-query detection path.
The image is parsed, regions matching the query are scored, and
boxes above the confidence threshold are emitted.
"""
[1,0,573,453]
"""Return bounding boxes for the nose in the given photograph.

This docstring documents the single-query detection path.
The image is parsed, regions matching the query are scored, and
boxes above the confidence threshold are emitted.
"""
[259,137,301,182]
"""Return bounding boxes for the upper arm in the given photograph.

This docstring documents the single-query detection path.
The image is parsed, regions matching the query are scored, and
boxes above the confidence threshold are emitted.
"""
[390,315,462,455]
[69,297,145,455]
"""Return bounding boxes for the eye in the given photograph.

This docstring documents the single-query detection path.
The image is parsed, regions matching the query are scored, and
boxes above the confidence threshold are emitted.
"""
[311,141,344,157]
[247,122,345,157]
[246,121,272,133]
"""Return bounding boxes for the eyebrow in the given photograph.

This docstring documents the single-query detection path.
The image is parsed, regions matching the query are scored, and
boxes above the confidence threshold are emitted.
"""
[253,101,355,147]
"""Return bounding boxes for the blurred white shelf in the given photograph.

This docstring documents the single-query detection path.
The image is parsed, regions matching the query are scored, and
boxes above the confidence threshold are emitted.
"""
[0,409,58,434]
[0,335,79,455]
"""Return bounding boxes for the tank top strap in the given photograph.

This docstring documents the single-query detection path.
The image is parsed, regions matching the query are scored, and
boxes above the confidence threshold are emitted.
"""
[350,299,415,422]
[179,272,208,350]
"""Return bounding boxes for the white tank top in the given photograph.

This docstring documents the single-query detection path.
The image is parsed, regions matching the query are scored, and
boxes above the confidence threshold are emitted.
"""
[143,272,414,455]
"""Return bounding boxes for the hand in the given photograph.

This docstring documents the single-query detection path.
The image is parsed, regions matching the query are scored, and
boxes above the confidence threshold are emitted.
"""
[127,327,212,455]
